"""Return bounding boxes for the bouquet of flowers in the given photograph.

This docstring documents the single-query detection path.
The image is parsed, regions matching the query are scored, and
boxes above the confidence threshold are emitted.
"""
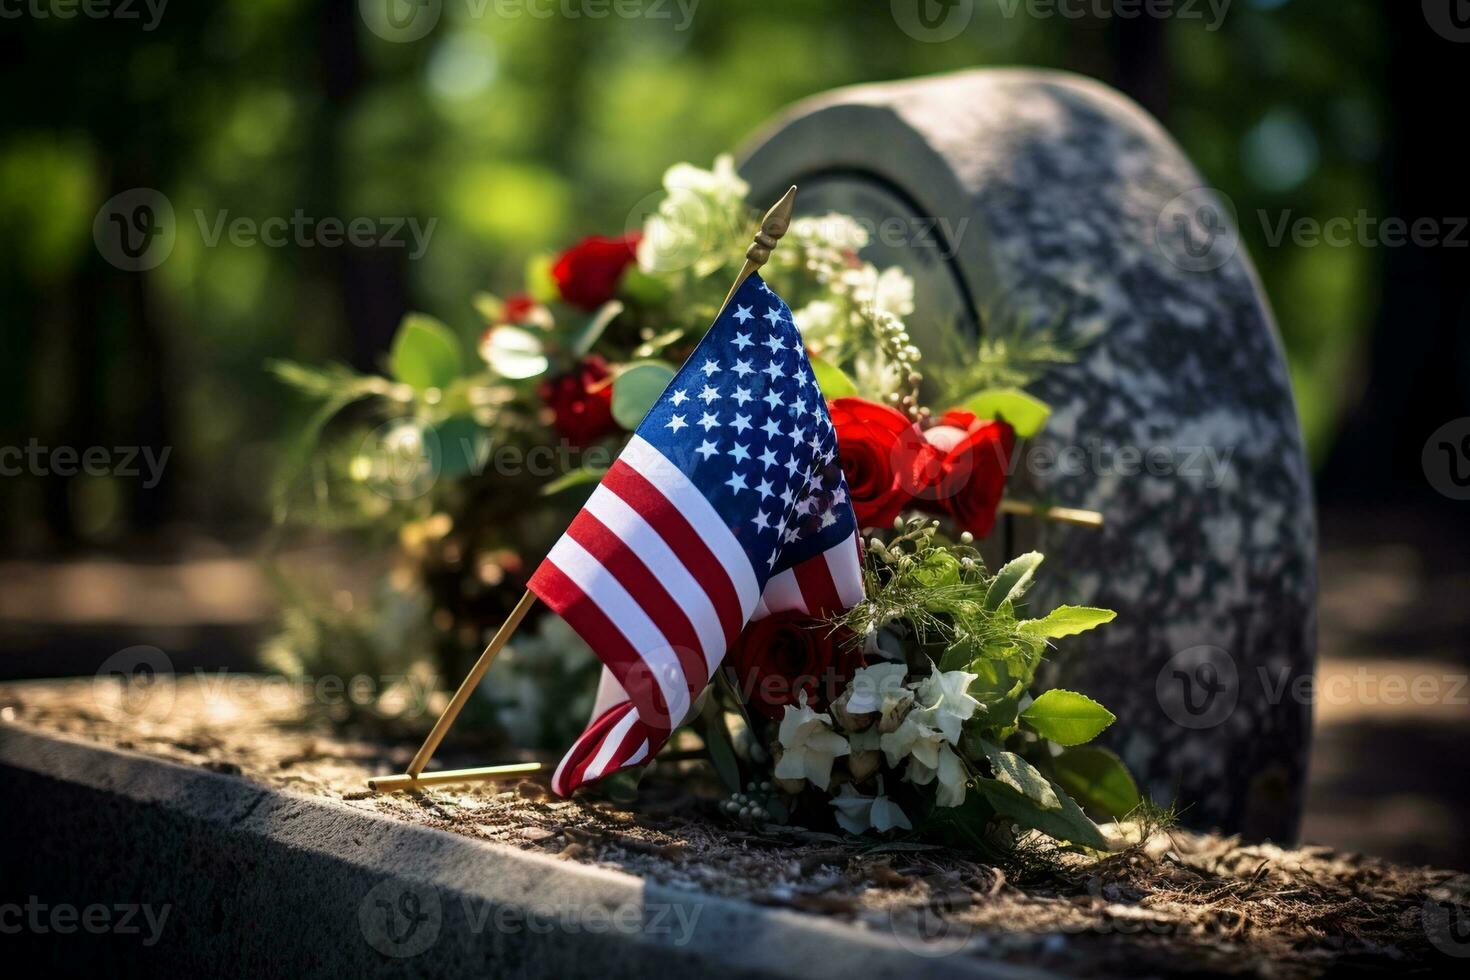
[269,157,1137,852]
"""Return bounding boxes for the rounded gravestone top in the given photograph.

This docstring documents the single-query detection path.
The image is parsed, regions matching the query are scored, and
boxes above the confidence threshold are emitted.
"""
[740,69,1317,842]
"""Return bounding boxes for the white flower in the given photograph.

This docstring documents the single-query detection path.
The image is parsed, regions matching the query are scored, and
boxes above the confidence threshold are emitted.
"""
[638,156,749,275]
[844,265,915,318]
[790,213,869,253]
[880,713,944,769]
[844,662,913,727]
[792,300,841,343]
[906,743,969,808]
[774,696,849,790]
[830,782,913,835]
[913,664,981,745]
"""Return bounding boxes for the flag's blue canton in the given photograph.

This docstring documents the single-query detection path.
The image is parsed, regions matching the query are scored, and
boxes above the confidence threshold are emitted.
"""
[637,273,856,580]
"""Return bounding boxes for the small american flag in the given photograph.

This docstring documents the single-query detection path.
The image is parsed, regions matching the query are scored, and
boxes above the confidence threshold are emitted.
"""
[530,272,865,795]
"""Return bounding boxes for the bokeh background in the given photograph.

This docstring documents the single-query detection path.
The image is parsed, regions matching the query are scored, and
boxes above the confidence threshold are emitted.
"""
[1,1,1467,865]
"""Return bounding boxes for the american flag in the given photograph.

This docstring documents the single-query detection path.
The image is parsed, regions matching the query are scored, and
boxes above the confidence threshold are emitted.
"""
[529,272,865,796]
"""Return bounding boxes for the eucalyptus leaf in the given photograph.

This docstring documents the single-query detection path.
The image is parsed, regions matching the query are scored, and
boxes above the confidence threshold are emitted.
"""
[479,325,549,380]
[697,702,743,794]
[1020,689,1116,746]
[611,361,676,430]
[390,314,463,390]
[962,387,1051,438]
[428,416,490,479]
[985,551,1043,610]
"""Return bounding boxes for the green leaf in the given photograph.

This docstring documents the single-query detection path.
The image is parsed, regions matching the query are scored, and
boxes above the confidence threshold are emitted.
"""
[427,416,490,479]
[572,301,623,357]
[526,253,559,304]
[633,326,686,359]
[980,741,1061,810]
[1020,689,1116,746]
[540,465,608,497]
[1050,746,1141,821]
[479,325,548,380]
[471,292,503,323]
[972,776,1108,851]
[1020,606,1117,639]
[962,387,1051,438]
[390,314,463,390]
[985,551,1043,610]
[697,701,743,794]
[809,353,857,399]
[611,361,676,430]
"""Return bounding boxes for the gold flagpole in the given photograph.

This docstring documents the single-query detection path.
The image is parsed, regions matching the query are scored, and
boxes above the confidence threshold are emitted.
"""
[367,188,801,794]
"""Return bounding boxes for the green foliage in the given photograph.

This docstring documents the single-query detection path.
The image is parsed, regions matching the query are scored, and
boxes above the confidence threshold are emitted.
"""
[611,360,677,429]
[1021,690,1117,746]
[809,353,858,399]
[390,314,463,390]
[1020,605,1117,639]
[830,519,1129,851]
[961,387,1052,438]
[1048,746,1141,821]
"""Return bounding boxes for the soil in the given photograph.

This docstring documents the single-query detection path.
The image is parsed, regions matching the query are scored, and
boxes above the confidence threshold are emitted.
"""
[2,674,1464,979]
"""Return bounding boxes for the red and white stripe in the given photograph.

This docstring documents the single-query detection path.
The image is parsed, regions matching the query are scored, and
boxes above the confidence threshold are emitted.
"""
[533,435,864,796]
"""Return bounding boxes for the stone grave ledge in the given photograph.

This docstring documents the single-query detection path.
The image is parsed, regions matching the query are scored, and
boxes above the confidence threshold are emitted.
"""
[0,676,1456,978]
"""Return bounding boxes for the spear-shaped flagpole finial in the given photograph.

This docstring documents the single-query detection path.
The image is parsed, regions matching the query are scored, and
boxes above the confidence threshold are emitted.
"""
[717,185,797,316]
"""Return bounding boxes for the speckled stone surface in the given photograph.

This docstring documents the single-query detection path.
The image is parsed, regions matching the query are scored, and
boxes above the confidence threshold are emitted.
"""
[740,69,1317,842]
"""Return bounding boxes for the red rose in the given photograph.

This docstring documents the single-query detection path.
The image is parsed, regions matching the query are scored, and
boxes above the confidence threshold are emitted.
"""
[917,411,1016,539]
[538,355,616,448]
[725,612,862,719]
[551,233,641,311]
[829,397,933,529]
